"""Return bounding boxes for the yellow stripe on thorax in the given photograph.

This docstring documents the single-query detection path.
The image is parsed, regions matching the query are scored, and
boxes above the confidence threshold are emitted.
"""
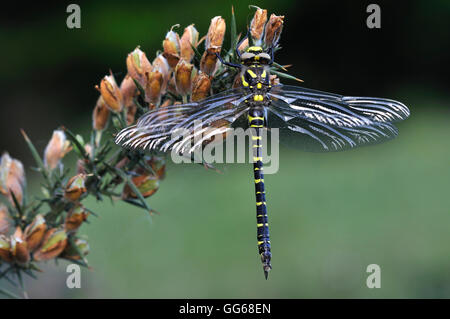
[247,69,257,78]
[241,75,249,87]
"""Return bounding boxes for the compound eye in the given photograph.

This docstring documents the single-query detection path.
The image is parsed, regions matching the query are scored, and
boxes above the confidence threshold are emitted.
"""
[257,53,271,62]
[241,52,255,61]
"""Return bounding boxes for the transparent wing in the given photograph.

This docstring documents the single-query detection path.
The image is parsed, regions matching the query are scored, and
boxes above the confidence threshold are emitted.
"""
[265,84,408,152]
[115,89,251,154]
[268,85,410,126]
[267,109,399,152]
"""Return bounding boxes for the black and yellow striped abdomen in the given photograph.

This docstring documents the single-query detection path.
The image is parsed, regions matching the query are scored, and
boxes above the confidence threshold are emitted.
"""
[248,108,272,279]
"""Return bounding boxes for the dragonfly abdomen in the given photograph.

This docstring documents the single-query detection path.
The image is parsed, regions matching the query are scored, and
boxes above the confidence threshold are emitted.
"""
[248,108,272,279]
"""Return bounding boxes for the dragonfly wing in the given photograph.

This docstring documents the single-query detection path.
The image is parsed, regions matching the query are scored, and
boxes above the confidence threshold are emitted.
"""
[268,85,410,125]
[267,100,399,152]
[115,89,251,154]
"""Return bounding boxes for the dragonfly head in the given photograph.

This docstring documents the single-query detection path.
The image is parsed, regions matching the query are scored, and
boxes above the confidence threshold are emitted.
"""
[240,46,272,65]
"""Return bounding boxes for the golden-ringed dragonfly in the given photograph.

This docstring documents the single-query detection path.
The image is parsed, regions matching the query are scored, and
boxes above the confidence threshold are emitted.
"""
[115,32,410,280]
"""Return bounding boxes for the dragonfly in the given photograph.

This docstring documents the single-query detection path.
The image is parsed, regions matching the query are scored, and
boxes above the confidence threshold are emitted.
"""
[115,33,410,280]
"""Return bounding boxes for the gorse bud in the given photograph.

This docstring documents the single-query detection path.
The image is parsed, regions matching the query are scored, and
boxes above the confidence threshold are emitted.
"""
[126,47,152,88]
[264,14,284,48]
[123,174,160,199]
[0,235,12,262]
[250,7,268,46]
[205,16,226,51]
[92,96,110,131]
[0,152,26,206]
[200,49,219,77]
[24,214,47,252]
[120,74,137,108]
[62,238,89,261]
[98,73,123,112]
[64,174,87,202]
[180,24,199,62]
[152,54,171,95]
[191,72,211,102]
[238,37,249,52]
[145,70,164,106]
[65,205,89,233]
[33,228,68,261]
[120,75,138,125]
[44,130,71,171]
[11,227,30,266]
[174,59,195,96]
[0,204,12,235]
[163,27,181,68]
[200,16,226,77]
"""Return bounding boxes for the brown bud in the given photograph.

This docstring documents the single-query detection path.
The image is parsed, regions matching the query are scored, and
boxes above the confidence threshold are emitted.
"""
[61,238,89,261]
[24,214,47,252]
[152,54,170,95]
[200,48,219,76]
[264,14,284,47]
[44,130,71,171]
[92,96,110,131]
[64,174,87,202]
[145,70,164,105]
[120,75,138,125]
[166,75,178,96]
[0,204,12,235]
[205,16,226,51]
[97,73,123,112]
[33,228,67,261]
[126,47,152,88]
[0,152,26,206]
[238,37,249,52]
[250,7,268,45]
[65,205,89,233]
[0,235,12,262]
[163,28,181,68]
[191,72,211,102]
[11,227,30,265]
[174,59,194,96]
[180,24,199,62]
[120,74,137,108]
[122,174,160,199]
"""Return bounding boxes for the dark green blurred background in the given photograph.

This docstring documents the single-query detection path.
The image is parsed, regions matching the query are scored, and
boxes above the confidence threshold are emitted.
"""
[0,0,449,298]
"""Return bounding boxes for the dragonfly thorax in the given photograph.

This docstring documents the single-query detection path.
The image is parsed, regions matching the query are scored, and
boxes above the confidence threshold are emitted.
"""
[241,65,271,105]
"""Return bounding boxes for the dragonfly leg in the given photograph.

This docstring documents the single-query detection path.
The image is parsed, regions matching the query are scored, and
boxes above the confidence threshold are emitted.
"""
[215,52,242,69]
